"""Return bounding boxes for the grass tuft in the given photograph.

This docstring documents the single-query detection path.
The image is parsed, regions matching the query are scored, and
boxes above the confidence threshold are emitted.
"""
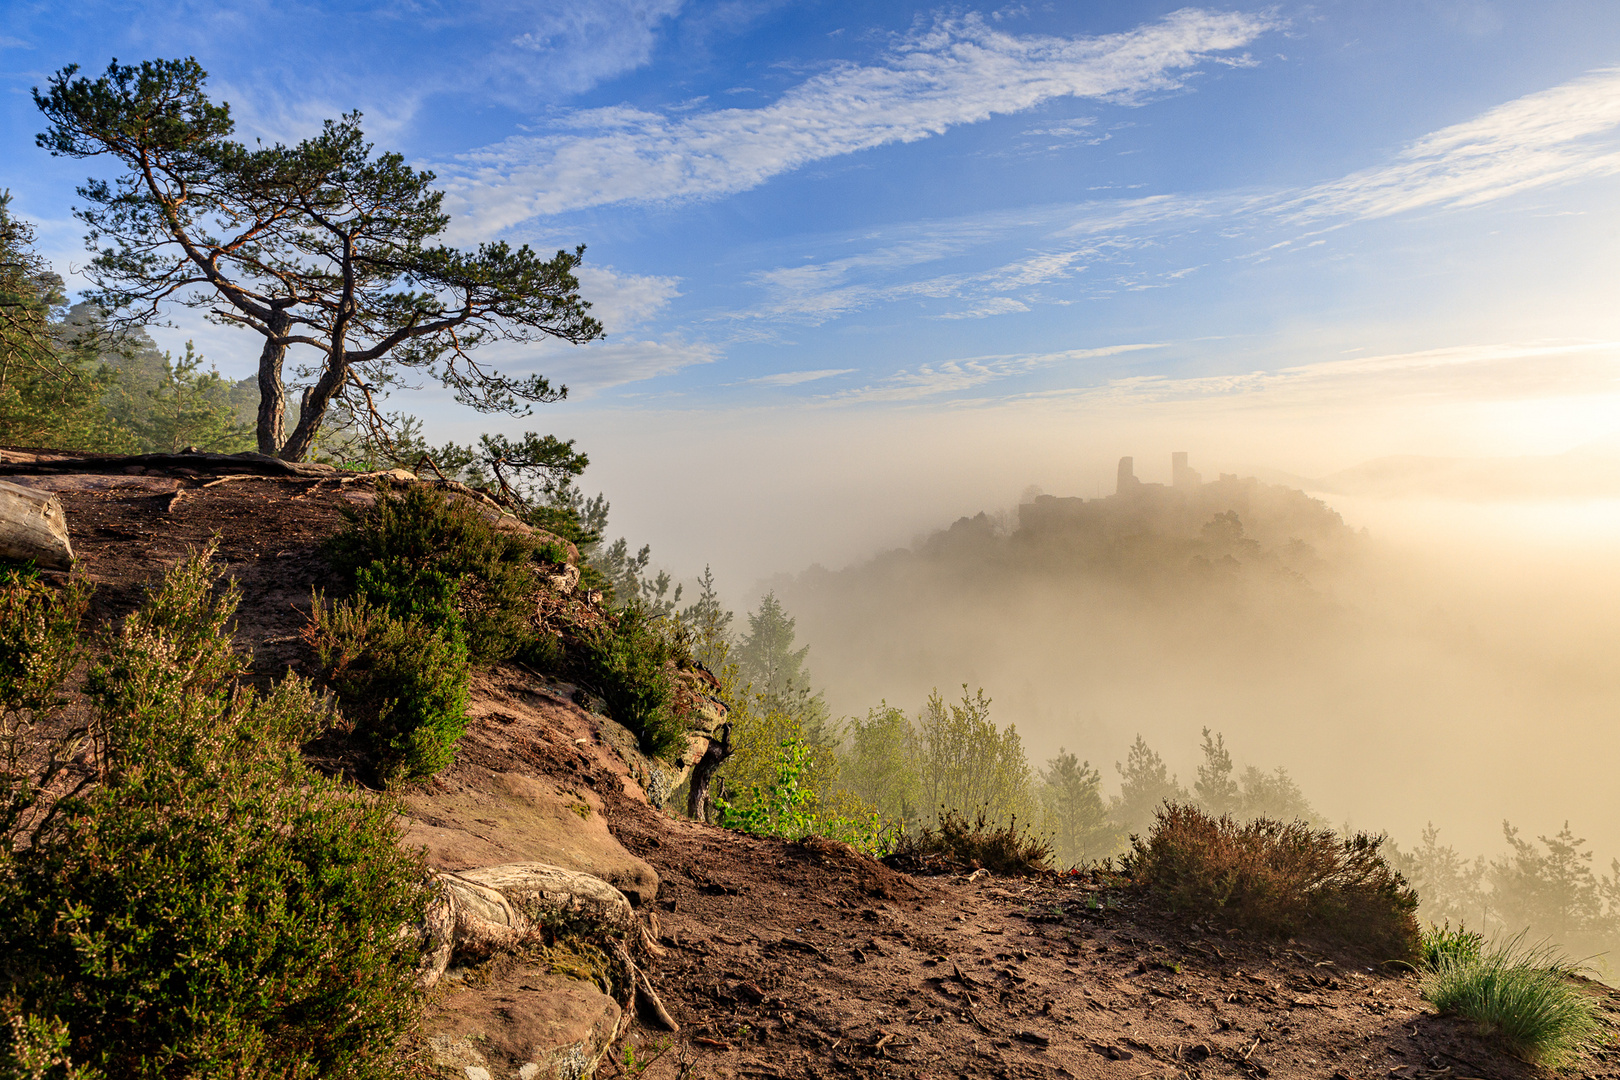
[1422,934,1603,1066]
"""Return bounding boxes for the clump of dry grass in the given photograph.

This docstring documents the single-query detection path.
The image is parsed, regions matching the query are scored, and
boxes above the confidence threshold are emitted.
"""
[1123,803,1419,957]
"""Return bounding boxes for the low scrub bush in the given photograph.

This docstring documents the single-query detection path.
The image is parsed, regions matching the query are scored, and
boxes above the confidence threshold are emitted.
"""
[889,808,1051,876]
[578,605,685,760]
[329,482,543,665]
[1422,934,1602,1066]
[0,547,429,1078]
[1123,803,1419,957]
[307,594,471,782]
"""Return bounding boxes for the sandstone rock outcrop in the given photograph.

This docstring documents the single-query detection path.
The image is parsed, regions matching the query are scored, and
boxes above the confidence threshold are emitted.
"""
[425,967,622,1080]
[401,768,659,907]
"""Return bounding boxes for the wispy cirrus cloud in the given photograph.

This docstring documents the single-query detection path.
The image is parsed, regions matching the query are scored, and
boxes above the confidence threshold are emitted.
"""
[538,336,721,393]
[1283,67,1620,223]
[743,368,858,386]
[1012,341,1620,412]
[739,67,1620,328]
[438,8,1280,237]
[825,342,1164,403]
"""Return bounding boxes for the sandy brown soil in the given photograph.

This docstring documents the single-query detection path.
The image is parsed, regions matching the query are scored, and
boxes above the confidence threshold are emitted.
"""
[15,459,1620,1080]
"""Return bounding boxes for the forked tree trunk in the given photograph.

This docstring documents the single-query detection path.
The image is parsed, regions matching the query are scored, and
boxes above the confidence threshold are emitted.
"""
[0,480,73,570]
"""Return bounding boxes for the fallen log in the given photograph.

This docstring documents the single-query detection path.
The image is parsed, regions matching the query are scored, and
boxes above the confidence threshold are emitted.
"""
[0,480,74,569]
[0,450,336,479]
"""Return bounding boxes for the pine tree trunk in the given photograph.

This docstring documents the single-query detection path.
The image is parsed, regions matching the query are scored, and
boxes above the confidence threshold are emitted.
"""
[255,310,290,456]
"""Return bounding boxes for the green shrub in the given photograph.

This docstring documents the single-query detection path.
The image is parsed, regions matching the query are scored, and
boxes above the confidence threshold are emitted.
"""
[330,483,542,665]
[1422,921,1485,970]
[1422,934,1603,1066]
[0,568,93,840]
[0,547,429,1078]
[1123,803,1419,957]
[717,738,889,857]
[578,605,685,760]
[308,594,471,782]
[890,808,1051,875]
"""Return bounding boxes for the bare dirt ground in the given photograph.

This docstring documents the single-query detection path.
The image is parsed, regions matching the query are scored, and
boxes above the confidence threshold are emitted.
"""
[20,462,1620,1080]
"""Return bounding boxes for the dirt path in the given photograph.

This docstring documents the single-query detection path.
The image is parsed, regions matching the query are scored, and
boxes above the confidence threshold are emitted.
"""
[605,806,1620,1080]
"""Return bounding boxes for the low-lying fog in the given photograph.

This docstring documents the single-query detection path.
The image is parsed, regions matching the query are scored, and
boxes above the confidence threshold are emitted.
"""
[762,471,1620,866]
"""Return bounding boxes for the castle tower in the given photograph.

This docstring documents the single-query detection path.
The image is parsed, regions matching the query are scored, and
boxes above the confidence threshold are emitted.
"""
[1116,456,1138,494]
[1172,451,1202,490]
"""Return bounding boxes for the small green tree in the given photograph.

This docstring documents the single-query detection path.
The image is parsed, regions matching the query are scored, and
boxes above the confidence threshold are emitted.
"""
[678,565,734,673]
[0,194,129,451]
[133,341,252,452]
[1193,727,1240,817]
[735,592,830,745]
[1387,824,1488,930]
[1040,749,1117,865]
[1111,734,1187,838]
[1236,764,1319,824]
[913,686,1034,829]
[840,703,921,831]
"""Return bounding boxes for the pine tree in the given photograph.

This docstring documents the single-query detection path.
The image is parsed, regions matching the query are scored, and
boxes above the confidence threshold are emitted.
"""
[1041,749,1117,865]
[1111,735,1186,838]
[1193,727,1240,817]
[135,342,253,453]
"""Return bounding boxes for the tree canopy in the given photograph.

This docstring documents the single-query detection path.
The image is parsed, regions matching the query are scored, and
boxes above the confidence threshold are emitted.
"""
[34,58,604,461]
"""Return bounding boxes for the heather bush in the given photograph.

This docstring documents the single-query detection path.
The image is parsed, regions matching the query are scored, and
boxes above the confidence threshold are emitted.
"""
[0,567,92,841]
[307,594,471,782]
[1123,803,1419,957]
[329,482,542,664]
[0,548,429,1078]
[578,604,685,760]
[891,808,1053,876]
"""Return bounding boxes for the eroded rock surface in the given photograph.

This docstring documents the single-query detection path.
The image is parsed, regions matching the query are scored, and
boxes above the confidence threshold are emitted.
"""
[402,767,658,907]
[424,967,622,1080]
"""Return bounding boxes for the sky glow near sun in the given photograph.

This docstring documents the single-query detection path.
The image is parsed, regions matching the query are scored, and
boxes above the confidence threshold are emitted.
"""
[3,1,1620,547]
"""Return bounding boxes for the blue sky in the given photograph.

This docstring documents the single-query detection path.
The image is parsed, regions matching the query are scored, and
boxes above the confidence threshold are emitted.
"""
[5,1,1620,576]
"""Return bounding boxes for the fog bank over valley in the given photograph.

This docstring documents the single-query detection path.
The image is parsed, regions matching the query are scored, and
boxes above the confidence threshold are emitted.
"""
[760,449,1620,866]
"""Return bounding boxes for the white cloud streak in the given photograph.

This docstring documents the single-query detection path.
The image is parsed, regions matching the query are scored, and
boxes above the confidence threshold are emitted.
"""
[744,368,858,386]
[826,343,1165,403]
[439,8,1279,236]
[544,337,721,392]
[1013,341,1620,412]
[736,67,1620,328]
[1283,67,1620,222]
